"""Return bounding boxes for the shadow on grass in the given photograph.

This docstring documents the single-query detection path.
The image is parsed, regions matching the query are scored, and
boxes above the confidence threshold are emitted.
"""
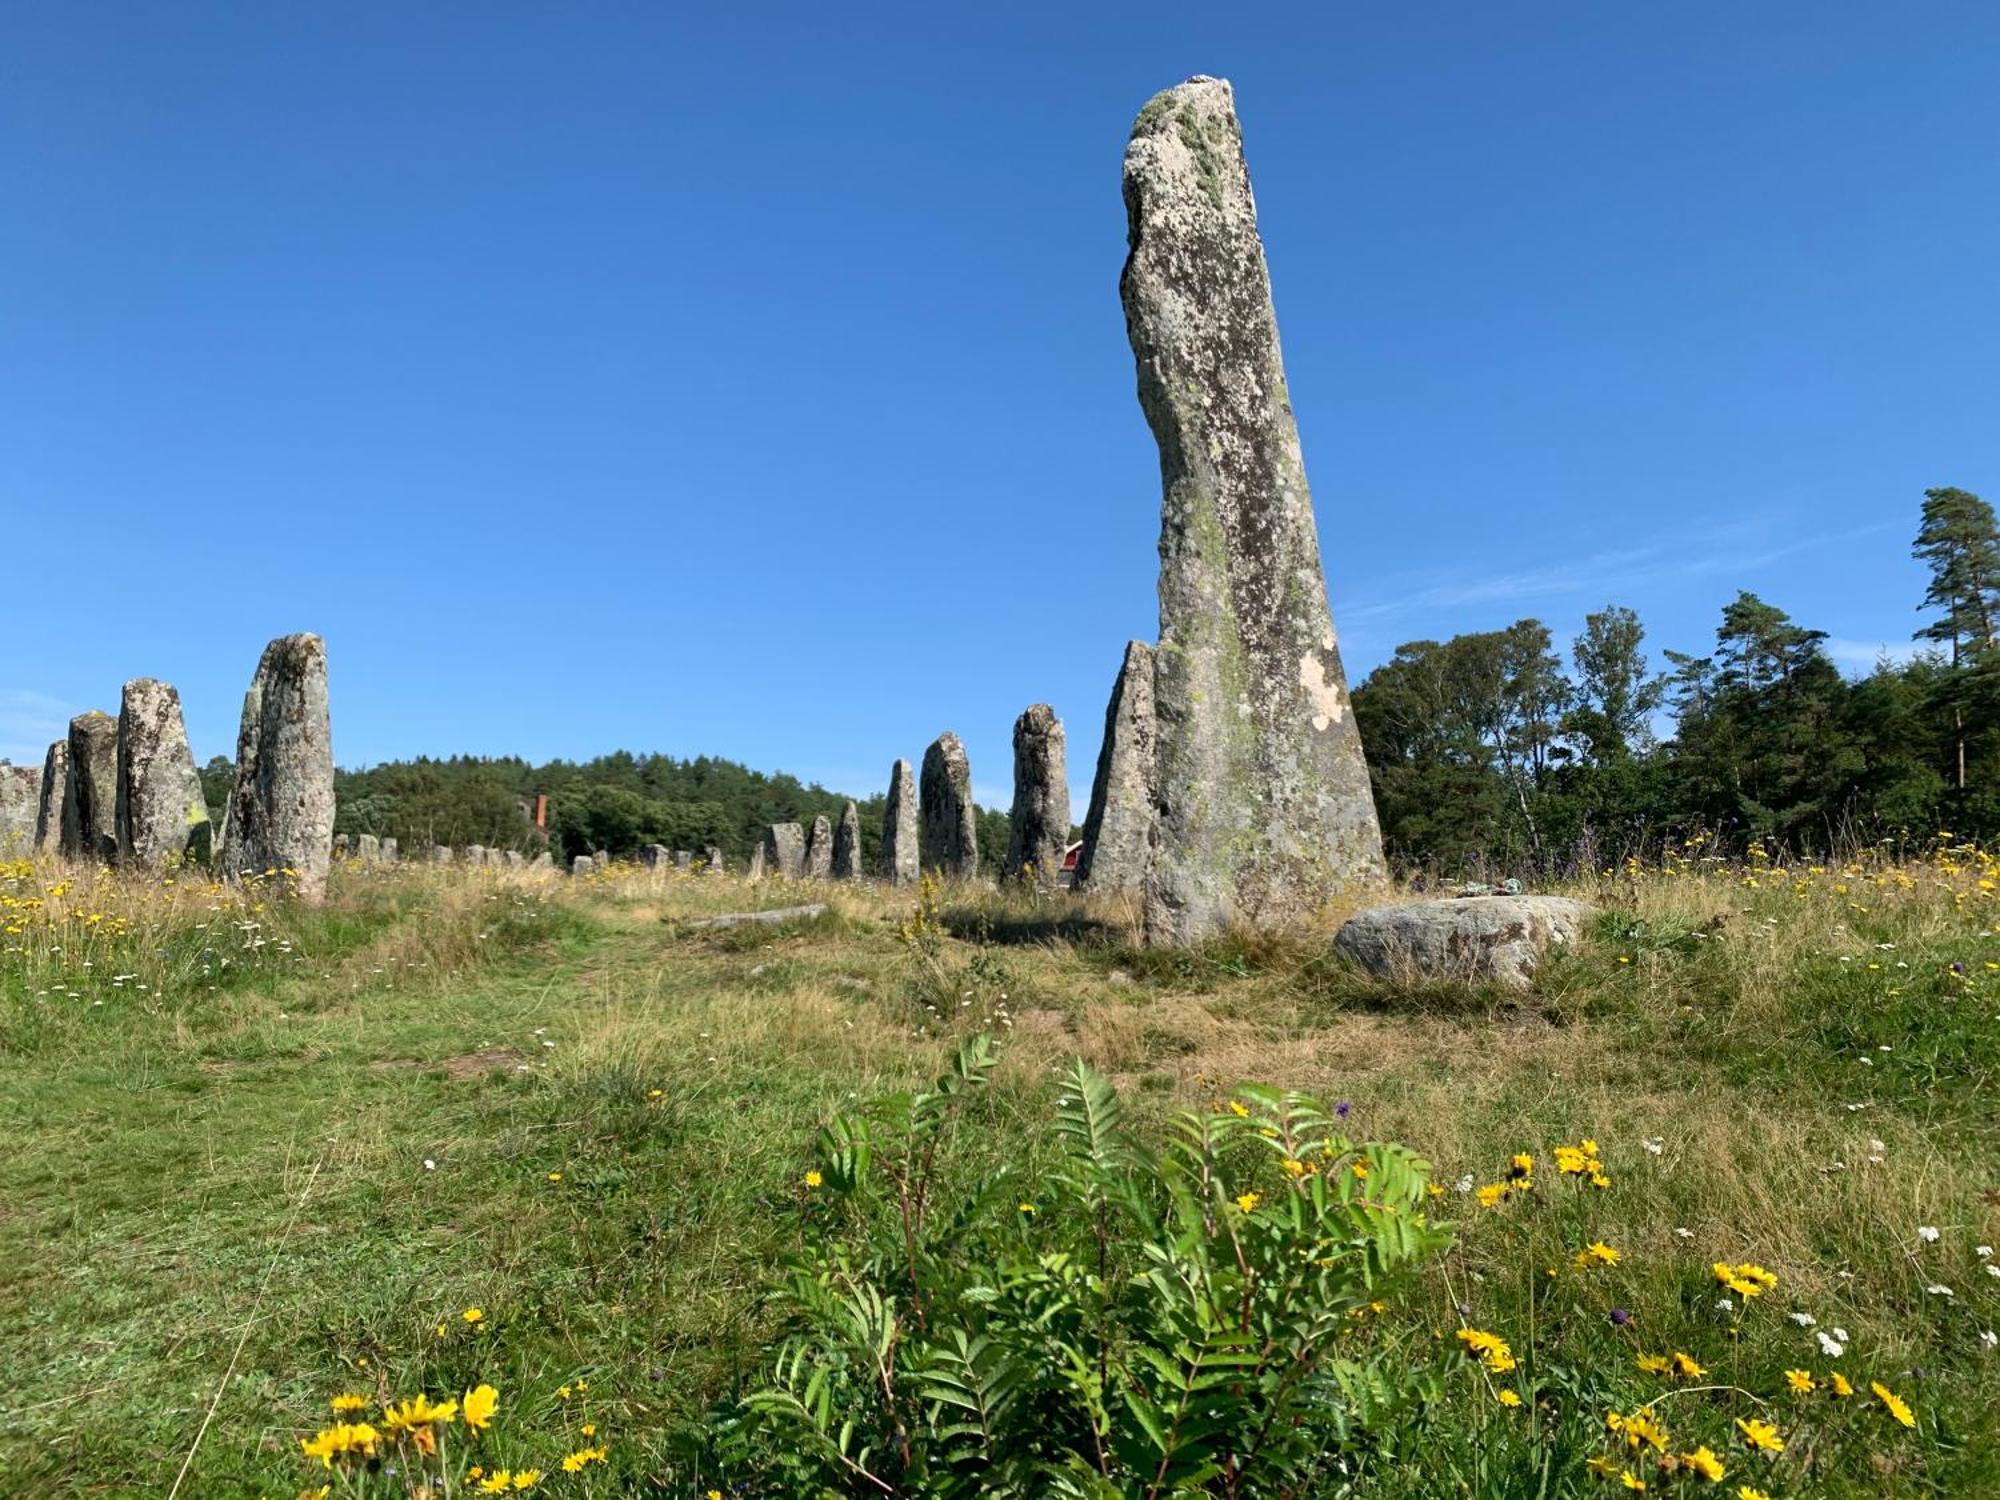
[939,904,1122,947]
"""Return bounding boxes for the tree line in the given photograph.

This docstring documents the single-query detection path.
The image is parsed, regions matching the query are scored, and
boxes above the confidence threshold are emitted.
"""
[1351,487,2000,873]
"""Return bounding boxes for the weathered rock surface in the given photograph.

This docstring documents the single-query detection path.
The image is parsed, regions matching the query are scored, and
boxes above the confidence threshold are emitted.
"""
[356,834,380,862]
[0,763,38,850]
[506,850,524,869]
[1076,641,1157,895]
[1003,704,1069,888]
[919,733,978,879]
[702,844,724,874]
[831,801,862,879]
[747,840,767,881]
[1333,896,1597,992]
[1122,76,1385,945]
[432,844,452,863]
[688,902,827,930]
[764,822,805,880]
[674,849,693,871]
[465,842,485,866]
[803,816,834,879]
[573,854,595,877]
[333,833,350,860]
[219,633,336,896]
[640,844,666,868]
[380,837,399,862]
[66,712,119,861]
[115,679,212,868]
[531,851,553,870]
[881,758,920,886]
[35,740,72,853]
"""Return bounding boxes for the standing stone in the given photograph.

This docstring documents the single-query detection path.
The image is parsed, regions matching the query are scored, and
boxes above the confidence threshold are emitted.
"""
[881,758,920,886]
[115,679,212,869]
[639,844,665,868]
[804,815,834,879]
[763,822,805,880]
[1076,641,1158,895]
[466,842,486,867]
[1003,704,1069,888]
[432,844,453,863]
[919,733,978,880]
[674,849,693,871]
[506,850,524,868]
[380,837,399,863]
[333,833,350,861]
[0,764,38,851]
[220,633,335,898]
[746,839,767,881]
[702,844,724,874]
[594,848,611,870]
[573,854,595,877]
[831,801,862,880]
[65,712,119,862]
[1121,76,1385,944]
[531,851,553,870]
[356,834,380,863]
[35,740,73,854]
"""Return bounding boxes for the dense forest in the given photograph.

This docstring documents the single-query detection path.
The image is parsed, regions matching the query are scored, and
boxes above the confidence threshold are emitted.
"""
[202,489,2000,876]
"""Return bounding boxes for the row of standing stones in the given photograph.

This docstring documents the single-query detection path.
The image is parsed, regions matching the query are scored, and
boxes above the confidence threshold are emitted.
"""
[0,77,1587,986]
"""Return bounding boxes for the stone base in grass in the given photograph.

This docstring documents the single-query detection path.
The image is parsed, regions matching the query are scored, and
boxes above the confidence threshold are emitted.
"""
[1332,896,1597,993]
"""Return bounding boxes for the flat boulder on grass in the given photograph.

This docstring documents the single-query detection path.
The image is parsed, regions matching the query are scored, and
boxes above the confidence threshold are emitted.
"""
[1333,895,1597,993]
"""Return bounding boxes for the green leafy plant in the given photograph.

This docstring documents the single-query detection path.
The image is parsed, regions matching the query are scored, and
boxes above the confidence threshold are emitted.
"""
[696,1038,1451,1496]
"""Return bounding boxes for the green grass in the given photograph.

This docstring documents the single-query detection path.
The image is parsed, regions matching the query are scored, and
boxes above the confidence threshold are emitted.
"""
[1,856,1997,1495]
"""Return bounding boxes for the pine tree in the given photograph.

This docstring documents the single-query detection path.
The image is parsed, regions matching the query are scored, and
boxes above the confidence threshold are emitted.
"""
[1913,487,2000,791]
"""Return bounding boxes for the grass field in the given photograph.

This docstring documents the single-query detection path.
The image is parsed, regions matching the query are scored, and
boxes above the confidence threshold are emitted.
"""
[2,847,1996,1497]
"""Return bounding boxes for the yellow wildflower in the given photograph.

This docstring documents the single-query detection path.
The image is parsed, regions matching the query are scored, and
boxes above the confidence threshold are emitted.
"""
[1476,1182,1509,1208]
[462,1383,498,1432]
[1455,1327,1517,1374]
[462,1307,485,1324]
[1829,1370,1854,1397]
[803,1169,823,1189]
[1671,1351,1707,1380]
[1235,1191,1260,1213]
[1783,1369,1814,1394]
[328,1393,368,1414]
[560,1446,607,1472]
[1681,1444,1726,1482]
[479,1473,513,1495]
[1736,1488,1772,1500]
[1619,1472,1646,1492]
[1573,1240,1621,1270]
[382,1393,458,1433]
[1496,1388,1522,1408]
[1636,1354,1673,1376]
[1734,1417,1784,1453]
[299,1422,382,1468]
[1871,1380,1916,1428]
[512,1470,541,1490]
[1228,1100,1249,1117]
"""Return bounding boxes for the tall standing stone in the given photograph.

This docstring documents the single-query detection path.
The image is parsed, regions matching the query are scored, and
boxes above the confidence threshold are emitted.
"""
[573,854,594,877]
[66,712,119,862]
[221,633,336,898]
[35,740,73,854]
[115,679,212,868]
[1121,76,1385,944]
[919,733,978,879]
[1075,640,1158,895]
[380,837,399,863]
[881,759,920,886]
[702,844,724,874]
[763,822,805,880]
[0,764,38,851]
[1003,704,1069,888]
[746,839,767,881]
[804,815,834,879]
[356,834,380,863]
[831,801,862,879]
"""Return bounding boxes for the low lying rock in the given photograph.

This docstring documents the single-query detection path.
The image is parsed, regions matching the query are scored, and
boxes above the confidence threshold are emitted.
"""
[687,902,828,930]
[1333,895,1597,992]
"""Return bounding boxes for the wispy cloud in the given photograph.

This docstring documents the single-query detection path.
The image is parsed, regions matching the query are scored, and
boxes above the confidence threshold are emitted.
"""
[1824,638,1924,670]
[1340,517,1901,627]
[0,690,76,766]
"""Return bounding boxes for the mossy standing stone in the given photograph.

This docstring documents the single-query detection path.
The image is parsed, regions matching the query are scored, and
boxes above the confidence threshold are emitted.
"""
[919,733,978,879]
[763,822,806,880]
[832,800,862,879]
[35,740,73,853]
[881,758,920,885]
[66,712,119,862]
[1120,76,1384,944]
[115,679,212,869]
[1075,640,1157,895]
[221,633,335,899]
[1003,704,1069,888]
[804,815,834,878]
[0,763,38,851]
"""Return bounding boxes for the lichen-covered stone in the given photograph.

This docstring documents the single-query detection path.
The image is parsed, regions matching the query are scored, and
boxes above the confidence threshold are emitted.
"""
[35,740,73,853]
[832,801,862,879]
[1076,641,1157,895]
[1333,896,1596,992]
[573,854,594,877]
[919,733,978,879]
[333,833,350,860]
[1003,704,1069,888]
[882,758,920,885]
[674,849,693,871]
[702,844,724,874]
[115,679,212,869]
[1122,76,1385,944]
[747,839,767,881]
[531,851,553,870]
[356,833,380,863]
[0,763,38,851]
[66,712,119,862]
[764,822,805,880]
[219,633,335,897]
[803,816,834,878]
[380,837,399,862]
[506,850,524,868]
[432,844,453,863]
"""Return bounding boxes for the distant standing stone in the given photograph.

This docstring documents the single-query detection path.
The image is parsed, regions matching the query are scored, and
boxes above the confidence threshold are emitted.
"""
[573,854,594,877]
[763,822,805,880]
[1075,641,1157,895]
[35,740,73,854]
[506,850,524,869]
[919,733,978,879]
[115,679,212,868]
[881,758,920,886]
[380,837,399,862]
[531,851,553,870]
[333,833,350,860]
[702,844,724,874]
[804,815,834,878]
[1122,76,1384,944]
[466,842,485,867]
[0,763,38,851]
[594,848,610,870]
[1003,704,1069,888]
[674,848,693,871]
[831,801,862,879]
[218,632,335,896]
[432,844,452,863]
[746,839,767,881]
[65,712,119,862]
[356,834,380,863]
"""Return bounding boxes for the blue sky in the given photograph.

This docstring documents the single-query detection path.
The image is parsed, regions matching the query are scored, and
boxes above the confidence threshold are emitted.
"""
[5,4,1995,814]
